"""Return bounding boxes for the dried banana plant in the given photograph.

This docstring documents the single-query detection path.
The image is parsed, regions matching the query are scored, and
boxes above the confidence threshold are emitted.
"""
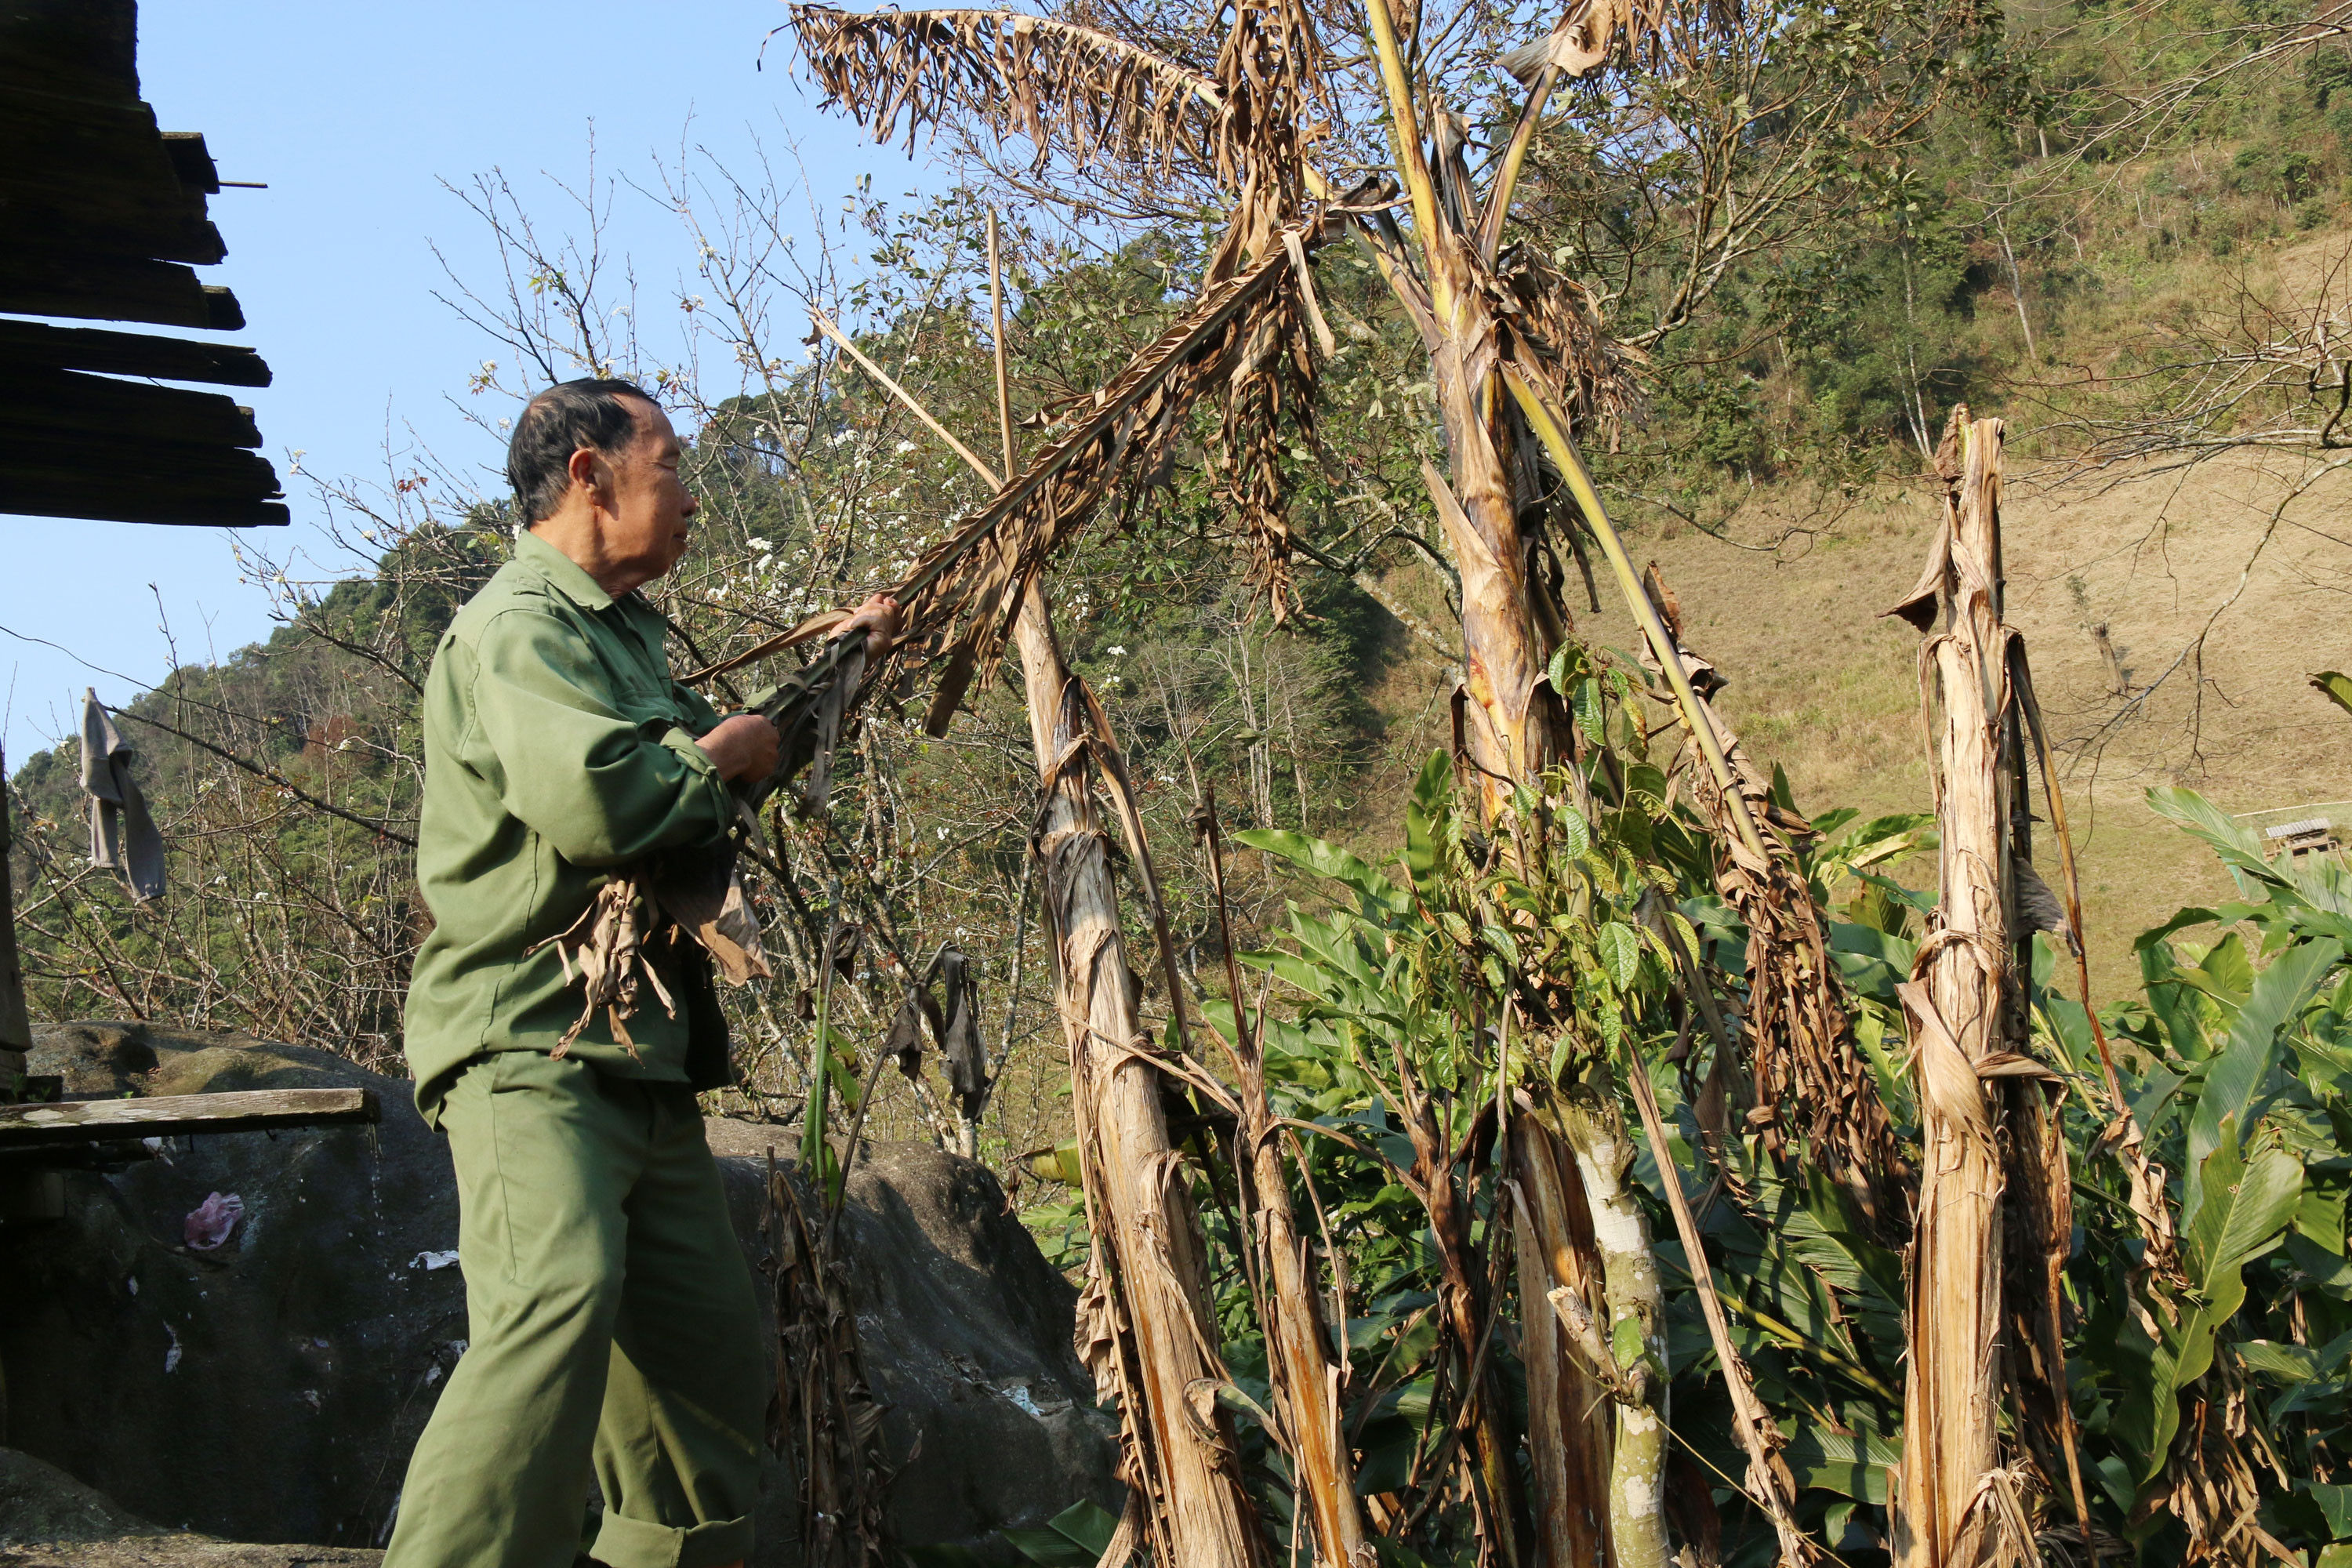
[1635,562,1910,1234]
[788,5,1220,175]
[786,0,1335,725]
[1020,590,1270,1568]
[763,1153,895,1568]
[1882,410,2083,1566]
[775,4,1918,1566]
[883,232,1314,735]
[821,243,1282,1563]
[695,238,1318,729]
[1197,793,1371,1568]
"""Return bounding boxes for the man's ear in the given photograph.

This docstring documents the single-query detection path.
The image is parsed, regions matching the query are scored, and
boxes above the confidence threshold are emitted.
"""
[566,445,608,506]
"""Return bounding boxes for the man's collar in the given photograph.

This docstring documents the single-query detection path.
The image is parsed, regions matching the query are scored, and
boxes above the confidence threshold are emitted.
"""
[513,526,615,612]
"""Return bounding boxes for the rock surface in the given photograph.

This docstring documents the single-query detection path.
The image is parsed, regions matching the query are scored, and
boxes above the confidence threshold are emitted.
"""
[2,1022,1116,1563]
[0,1446,379,1568]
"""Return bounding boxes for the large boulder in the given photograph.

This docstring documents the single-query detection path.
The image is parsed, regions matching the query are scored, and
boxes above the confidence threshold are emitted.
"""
[2,1023,1117,1562]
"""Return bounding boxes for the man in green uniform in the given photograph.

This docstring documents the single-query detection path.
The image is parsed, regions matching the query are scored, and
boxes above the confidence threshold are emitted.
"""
[385,378,895,1568]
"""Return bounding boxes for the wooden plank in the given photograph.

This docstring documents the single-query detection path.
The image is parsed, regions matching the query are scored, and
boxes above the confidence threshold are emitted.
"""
[0,90,179,189]
[160,132,221,195]
[0,423,289,525]
[0,430,281,491]
[0,489,291,528]
[0,256,242,330]
[0,467,289,528]
[0,93,216,267]
[0,1088,380,1149]
[0,488,290,528]
[0,1,140,108]
[1,186,227,267]
[0,370,263,448]
[0,320,271,387]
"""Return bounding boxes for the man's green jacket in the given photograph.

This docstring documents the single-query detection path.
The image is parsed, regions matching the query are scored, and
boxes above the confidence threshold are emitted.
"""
[403,528,735,1121]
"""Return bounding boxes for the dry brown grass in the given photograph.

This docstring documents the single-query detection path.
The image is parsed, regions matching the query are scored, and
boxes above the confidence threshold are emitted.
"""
[1636,449,2352,996]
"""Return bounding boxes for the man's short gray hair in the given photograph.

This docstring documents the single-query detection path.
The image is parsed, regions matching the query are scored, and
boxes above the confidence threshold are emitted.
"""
[506,378,658,526]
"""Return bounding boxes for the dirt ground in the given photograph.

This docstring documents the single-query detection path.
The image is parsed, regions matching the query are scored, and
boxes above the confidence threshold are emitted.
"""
[1636,445,2352,996]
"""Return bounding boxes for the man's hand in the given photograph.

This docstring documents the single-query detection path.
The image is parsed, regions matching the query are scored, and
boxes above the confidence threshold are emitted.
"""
[696,713,781,783]
[840,592,902,662]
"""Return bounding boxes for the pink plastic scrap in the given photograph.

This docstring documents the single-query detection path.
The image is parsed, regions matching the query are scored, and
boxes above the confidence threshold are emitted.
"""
[184,1192,245,1250]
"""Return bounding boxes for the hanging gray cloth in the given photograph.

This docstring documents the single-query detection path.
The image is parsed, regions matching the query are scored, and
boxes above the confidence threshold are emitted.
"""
[80,689,163,900]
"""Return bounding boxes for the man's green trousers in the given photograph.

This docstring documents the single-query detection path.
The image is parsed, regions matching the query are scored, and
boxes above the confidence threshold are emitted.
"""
[382,1051,767,1568]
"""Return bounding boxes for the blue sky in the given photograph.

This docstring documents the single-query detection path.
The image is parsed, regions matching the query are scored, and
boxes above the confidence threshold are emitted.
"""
[1,0,935,764]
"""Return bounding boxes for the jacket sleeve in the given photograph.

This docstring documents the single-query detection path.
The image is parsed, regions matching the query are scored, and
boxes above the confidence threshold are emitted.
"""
[466,606,734,867]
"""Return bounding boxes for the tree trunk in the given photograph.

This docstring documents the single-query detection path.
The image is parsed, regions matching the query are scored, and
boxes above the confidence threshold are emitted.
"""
[1887,412,2016,1568]
[1512,1122,1614,1566]
[1555,1092,1671,1568]
[1013,585,1267,1566]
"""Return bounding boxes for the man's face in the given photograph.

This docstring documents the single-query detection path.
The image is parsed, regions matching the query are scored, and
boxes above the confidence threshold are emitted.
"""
[601,398,699,584]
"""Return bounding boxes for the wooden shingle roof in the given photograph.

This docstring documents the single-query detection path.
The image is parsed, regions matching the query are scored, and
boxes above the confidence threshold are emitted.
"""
[0,0,288,527]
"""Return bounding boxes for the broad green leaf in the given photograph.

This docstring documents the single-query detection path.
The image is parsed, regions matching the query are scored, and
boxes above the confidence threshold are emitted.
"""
[2238,1338,2336,1381]
[2187,938,2338,1200]
[1829,921,1918,971]
[2308,1480,2352,1541]
[2140,938,2212,1061]
[1403,750,1450,898]
[1557,803,1591,858]
[2148,786,2289,889]
[1780,1419,1900,1504]
[2299,1178,2349,1255]
[2135,906,2224,953]
[2183,1128,2303,1304]
[2144,1123,2304,1478]
[1237,828,1412,916]
[1624,762,1670,812]
[1597,921,1640,990]
[1573,677,1605,746]
[2292,1232,2352,1301]
[2312,670,2352,720]
[2127,1065,2187,1142]
[2182,931,2255,1004]
[1003,1526,1098,1567]
[1042,1501,1120,1559]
